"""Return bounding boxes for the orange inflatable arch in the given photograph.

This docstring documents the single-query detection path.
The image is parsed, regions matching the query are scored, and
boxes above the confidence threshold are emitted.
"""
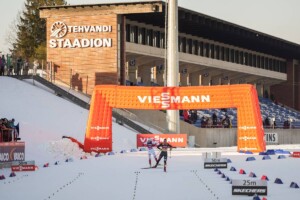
[83,85,266,153]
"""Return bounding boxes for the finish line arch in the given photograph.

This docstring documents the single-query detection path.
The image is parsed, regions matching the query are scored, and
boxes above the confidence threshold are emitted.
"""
[83,84,266,153]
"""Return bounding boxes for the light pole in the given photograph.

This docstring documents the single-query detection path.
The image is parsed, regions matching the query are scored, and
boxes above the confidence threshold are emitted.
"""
[166,0,180,133]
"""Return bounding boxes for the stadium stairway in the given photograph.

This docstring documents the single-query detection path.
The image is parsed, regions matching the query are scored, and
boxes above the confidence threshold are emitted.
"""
[10,75,151,134]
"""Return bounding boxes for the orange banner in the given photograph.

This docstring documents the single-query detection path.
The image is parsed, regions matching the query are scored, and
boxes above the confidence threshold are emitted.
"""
[83,85,265,153]
[137,134,187,148]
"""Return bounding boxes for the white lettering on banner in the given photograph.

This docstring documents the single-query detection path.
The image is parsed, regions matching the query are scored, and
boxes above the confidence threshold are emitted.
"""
[153,96,161,103]
[181,96,190,103]
[50,21,113,48]
[239,126,257,130]
[137,93,210,108]
[161,93,170,108]
[68,25,112,33]
[233,189,266,193]
[0,153,9,161]
[170,96,180,103]
[13,152,25,161]
[205,163,227,167]
[91,126,110,131]
[91,136,110,141]
[91,147,110,151]
[159,138,184,143]
[239,136,257,141]
[12,165,35,171]
[154,135,160,140]
[139,136,184,144]
[49,38,112,48]
[140,138,148,143]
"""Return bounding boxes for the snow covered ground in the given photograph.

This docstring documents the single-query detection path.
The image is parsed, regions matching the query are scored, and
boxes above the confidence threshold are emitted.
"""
[1,76,300,200]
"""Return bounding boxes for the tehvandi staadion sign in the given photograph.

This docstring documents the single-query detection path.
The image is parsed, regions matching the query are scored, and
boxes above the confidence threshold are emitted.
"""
[49,21,112,48]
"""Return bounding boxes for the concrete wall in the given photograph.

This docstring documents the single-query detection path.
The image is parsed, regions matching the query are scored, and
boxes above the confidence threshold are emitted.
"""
[125,109,300,148]
[264,129,300,144]
[188,128,237,148]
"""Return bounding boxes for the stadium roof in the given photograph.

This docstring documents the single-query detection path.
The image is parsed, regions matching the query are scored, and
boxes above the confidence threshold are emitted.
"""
[40,1,300,60]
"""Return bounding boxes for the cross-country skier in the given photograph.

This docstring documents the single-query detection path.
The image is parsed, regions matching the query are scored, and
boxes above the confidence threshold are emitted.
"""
[153,139,175,172]
[145,138,158,167]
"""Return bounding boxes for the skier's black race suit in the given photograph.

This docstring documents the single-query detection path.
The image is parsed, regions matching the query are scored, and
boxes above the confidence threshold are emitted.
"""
[154,139,174,171]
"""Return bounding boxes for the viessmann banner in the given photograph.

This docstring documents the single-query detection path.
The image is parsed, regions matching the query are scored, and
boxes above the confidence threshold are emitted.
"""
[83,85,265,153]
[137,134,187,148]
[11,161,36,172]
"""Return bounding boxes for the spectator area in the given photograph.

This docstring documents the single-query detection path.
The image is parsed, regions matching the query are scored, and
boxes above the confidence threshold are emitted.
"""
[180,97,300,129]
[0,118,19,142]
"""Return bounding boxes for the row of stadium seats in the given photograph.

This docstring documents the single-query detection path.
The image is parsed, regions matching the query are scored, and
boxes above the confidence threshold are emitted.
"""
[180,97,300,129]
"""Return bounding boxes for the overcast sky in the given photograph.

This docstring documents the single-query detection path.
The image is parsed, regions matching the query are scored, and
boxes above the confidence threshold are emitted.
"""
[0,0,299,54]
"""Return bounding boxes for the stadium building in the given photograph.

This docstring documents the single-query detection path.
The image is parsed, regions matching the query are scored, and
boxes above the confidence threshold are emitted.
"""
[40,1,300,112]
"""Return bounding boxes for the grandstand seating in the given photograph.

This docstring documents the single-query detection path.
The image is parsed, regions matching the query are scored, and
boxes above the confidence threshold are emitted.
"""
[180,97,300,129]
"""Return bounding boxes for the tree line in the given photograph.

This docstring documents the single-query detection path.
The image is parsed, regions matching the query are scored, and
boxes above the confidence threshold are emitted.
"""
[6,0,67,63]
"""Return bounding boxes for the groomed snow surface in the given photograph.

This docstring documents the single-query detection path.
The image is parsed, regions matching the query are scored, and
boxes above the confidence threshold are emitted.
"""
[1,76,300,200]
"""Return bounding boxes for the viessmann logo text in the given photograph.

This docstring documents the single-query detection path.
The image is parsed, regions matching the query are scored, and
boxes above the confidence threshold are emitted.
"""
[49,21,112,48]
[137,92,210,108]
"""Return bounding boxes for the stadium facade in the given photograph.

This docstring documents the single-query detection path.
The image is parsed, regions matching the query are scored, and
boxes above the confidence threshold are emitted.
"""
[40,1,300,111]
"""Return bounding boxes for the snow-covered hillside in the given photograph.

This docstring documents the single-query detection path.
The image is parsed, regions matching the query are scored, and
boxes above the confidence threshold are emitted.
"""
[1,76,300,200]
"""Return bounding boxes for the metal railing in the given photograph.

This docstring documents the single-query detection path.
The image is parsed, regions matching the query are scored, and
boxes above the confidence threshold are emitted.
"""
[9,74,152,134]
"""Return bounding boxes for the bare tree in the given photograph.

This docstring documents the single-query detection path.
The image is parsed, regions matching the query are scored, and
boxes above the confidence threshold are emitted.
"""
[5,12,21,55]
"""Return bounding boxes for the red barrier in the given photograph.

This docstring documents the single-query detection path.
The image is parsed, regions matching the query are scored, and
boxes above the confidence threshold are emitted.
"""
[11,165,36,172]
[292,152,300,158]
[137,134,187,148]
